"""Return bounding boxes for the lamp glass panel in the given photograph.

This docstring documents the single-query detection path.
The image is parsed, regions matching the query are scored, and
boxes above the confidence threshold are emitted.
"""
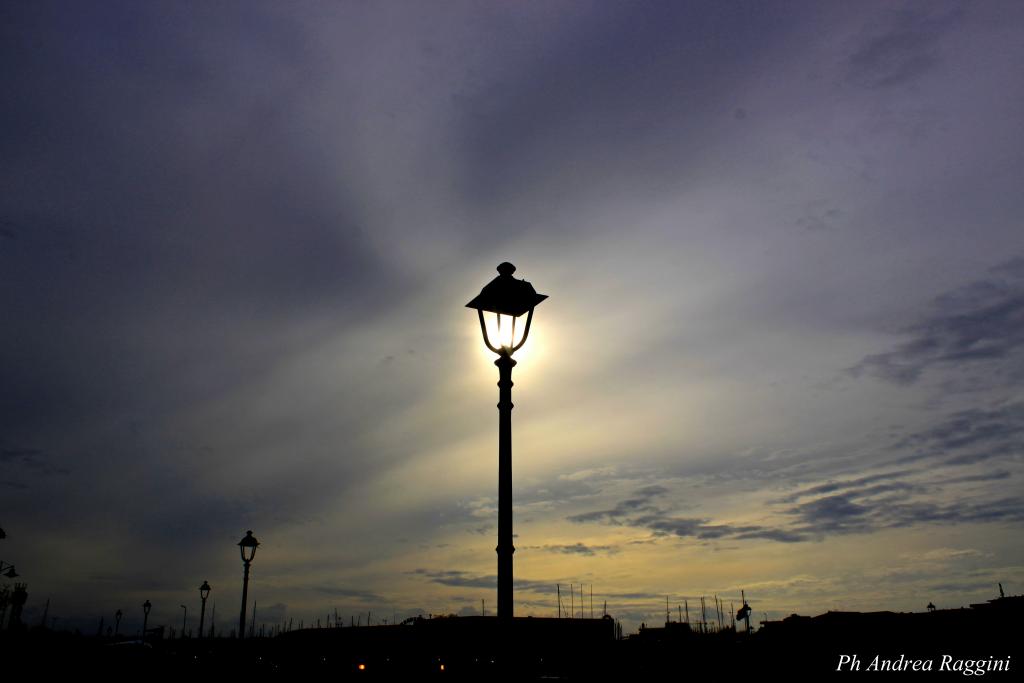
[483,311,527,351]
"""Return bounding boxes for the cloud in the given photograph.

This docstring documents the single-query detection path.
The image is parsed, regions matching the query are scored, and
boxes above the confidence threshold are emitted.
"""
[313,587,384,603]
[845,5,962,89]
[524,542,619,556]
[849,258,1024,385]
[566,484,669,523]
[570,453,1021,545]
[777,469,921,504]
[409,569,494,589]
[782,492,1024,540]
[893,402,1024,466]
[915,547,985,563]
[409,568,557,593]
[0,447,69,478]
[789,493,874,535]
[570,497,811,544]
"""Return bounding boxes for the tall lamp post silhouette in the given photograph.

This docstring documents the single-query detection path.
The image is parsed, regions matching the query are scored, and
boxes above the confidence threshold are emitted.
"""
[198,581,211,639]
[237,530,259,639]
[142,600,151,642]
[466,262,547,621]
[114,609,122,637]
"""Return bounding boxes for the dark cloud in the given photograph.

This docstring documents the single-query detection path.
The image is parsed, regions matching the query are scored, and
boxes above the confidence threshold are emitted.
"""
[846,5,962,88]
[0,447,69,478]
[932,470,1012,486]
[524,542,619,556]
[313,587,384,603]
[777,469,920,503]
[516,479,601,505]
[571,499,810,545]
[893,403,1024,466]
[566,483,669,523]
[572,462,1020,545]
[789,493,873,535]
[409,569,494,589]
[850,258,1024,385]
[782,491,1024,539]
[926,580,1001,595]
[731,528,807,543]
[795,207,842,233]
[409,569,556,593]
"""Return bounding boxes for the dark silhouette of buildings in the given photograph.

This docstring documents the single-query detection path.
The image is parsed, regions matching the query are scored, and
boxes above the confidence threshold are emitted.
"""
[0,588,1019,677]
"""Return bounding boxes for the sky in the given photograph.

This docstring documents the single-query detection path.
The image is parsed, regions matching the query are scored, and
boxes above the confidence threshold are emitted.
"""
[2,0,1023,636]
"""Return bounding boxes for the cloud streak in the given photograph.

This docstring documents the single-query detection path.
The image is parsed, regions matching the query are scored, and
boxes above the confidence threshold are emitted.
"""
[850,260,1024,386]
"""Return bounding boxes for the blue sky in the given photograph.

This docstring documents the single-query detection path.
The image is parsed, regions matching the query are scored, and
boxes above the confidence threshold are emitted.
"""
[2,0,1023,634]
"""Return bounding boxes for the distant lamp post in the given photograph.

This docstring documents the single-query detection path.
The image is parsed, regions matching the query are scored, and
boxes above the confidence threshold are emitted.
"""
[180,604,187,637]
[198,581,211,639]
[114,609,122,637]
[237,530,259,639]
[142,600,152,642]
[466,262,547,621]
[737,590,752,635]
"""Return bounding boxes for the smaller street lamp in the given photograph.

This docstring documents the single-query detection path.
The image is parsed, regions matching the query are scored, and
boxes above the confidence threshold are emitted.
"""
[142,600,152,642]
[198,581,211,639]
[237,530,259,639]
[114,609,122,637]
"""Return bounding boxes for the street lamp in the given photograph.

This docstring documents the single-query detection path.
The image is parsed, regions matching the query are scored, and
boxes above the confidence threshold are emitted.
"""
[198,581,211,639]
[180,604,187,637]
[466,262,547,621]
[142,600,152,642]
[237,530,259,639]
[114,609,122,637]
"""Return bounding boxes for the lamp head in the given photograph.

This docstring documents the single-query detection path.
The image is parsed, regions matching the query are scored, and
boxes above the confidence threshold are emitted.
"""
[466,262,547,355]
[238,530,260,563]
[200,580,211,600]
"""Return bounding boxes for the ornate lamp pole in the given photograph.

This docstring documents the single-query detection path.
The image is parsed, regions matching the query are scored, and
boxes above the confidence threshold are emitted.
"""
[198,581,211,639]
[466,262,546,621]
[142,600,152,642]
[237,531,259,639]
